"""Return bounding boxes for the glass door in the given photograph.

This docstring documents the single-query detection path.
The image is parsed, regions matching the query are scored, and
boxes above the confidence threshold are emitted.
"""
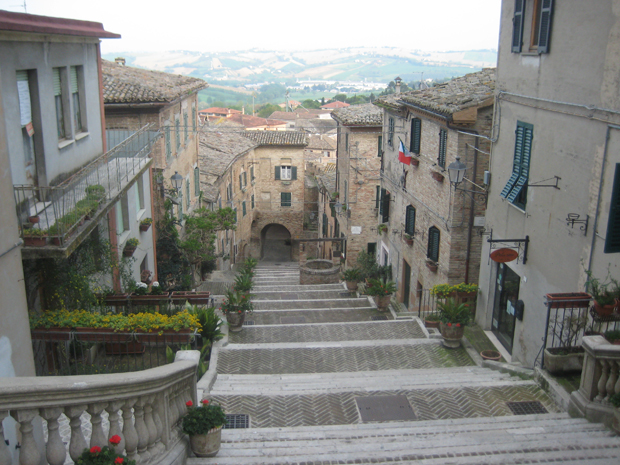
[491,263,520,352]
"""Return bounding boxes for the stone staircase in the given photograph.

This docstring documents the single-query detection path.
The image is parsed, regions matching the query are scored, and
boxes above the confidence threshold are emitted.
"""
[192,263,620,464]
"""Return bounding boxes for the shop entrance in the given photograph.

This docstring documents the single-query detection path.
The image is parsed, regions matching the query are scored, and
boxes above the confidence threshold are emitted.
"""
[491,262,520,353]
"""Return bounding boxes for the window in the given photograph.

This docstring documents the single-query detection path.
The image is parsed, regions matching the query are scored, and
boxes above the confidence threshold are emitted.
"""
[275,165,296,180]
[184,111,188,144]
[438,129,447,168]
[116,196,129,235]
[410,118,421,154]
[605,163,620,253]
[135,176,145,215]
[239,171,247,190]
[281,192,292,207]
[165,126,172,163]
[70,66,84,133]
[345,133,349,151]
[242,200,247,217]
[226,183,232,202]
[250,165,255,183]
[388,117,394,147]
[367,242,376,255]
[233,208,237,223]
[512,0,554,54]
[192,106,197,133]
[375,186,381,209]
[500,121,533,209]
[379,188,390,223]
[322,213,328,236]
[251,194,255,209]
[405,205,416,235]
[377,135,382,157]
[186,180,190,210]
[427,226,440,262]
[194,167,200,197]
[53,68,66,140]
[17,70,36,170]
[175,118,181,151]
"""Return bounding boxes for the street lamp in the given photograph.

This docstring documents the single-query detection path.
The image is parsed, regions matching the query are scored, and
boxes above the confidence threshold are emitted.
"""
[170,171,183,192]
[447,156,467,187]
[334,201,343,215]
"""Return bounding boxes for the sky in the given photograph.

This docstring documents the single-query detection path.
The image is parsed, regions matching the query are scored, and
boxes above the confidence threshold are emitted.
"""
[0,0,501,54]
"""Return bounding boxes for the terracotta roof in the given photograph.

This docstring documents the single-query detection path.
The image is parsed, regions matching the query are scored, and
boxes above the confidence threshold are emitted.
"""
[102,60,207,104]
[332,103,383,126]
[294,108,332,115]
[199,126,256,178]
[0,10,120,38]
[321,101,350,109]
[296,119,338,135]
[227,113,286,129]
[375,69,496,118]
[317,172,336,193]
[269,111,317,121]
[306,135,336,151]
[244,131,308,146]
[200,107,242,115]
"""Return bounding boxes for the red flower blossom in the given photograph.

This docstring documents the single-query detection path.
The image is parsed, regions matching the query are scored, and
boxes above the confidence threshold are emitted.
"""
[202,399,209,405]
[109,435,122,445]
[456,323,461,327]
[114,457,124,464]
[447,323,452,327]
[186,400,193,407]
[90,446,101,454]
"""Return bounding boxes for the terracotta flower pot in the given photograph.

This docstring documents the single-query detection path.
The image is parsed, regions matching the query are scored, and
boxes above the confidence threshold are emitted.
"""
[439,322,465,348]
[23,236,47,247]
[374,294,391,311]
[346,281,358,292]
[594,300,617,317]
[431,171,444,182]
[226,311,246,332]
[30,327,72,341]
[189,426,222,457]
[424,319,440,329]
[139,223,151,232]
[480,350,502,361]
[545,292,592,309]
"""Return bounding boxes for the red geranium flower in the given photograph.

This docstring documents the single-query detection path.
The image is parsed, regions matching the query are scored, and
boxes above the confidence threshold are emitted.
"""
[456,323,461,327]
[447,323,452,327]
[90,446,101,454]
[202,399,209,405]
[186,400,193,407]
[109,435,122,445]
[114,457,124,464]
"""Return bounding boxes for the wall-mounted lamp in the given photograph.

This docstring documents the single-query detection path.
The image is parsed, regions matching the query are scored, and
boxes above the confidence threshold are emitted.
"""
[447,156,488,202]
[566,213,589,236]
[334,201,351,218]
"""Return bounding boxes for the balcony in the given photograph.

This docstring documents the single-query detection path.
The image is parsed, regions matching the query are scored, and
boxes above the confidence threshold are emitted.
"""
[14,125,160,259]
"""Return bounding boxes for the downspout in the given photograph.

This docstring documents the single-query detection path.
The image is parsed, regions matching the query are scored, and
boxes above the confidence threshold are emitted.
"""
[96,42,106,153]
[586,124,620,276]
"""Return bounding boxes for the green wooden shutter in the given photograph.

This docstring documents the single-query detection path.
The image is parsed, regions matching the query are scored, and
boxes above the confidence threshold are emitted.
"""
[194,167,200,196]
[193,106,197,132]
[322,213,328,236]
[53,68,62,96]
[377,136,382,157]
[379,188,386,216]
[250,165,255,182]
[537,0,554,53]
[405,206,416,235]
[275,166,281,180]
[239,174,243,190]
[291,166,297,180]
[375,186,381,209]
[605,164,620,253]
[242,201,247,216]
[345,133,349,151]
[427,226,440,262]
[186,182,190,209]
[251,194,255,209]
[410,118,421,154]
[502,122,533,205]
[388,117,394,146]
[512,0,525,53]
[243,171,247,187]
[382,191,390,223]
[176,119,180,151]
[184,112,188,143]
[281,192,291,207]
[438,129,447,168]
[165,126,171,163]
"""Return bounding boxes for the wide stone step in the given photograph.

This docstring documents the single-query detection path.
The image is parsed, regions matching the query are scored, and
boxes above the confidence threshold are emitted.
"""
[253,283,345,292]
[252,289,353,300]
[210,366,527,395]
[252,297,373,310]
[247,308,392,325]
[227,320,425,344]
[188,415,620,465]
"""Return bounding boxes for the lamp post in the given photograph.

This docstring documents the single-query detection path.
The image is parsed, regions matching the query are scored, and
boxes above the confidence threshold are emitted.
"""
[170,171,183,192]
[447,156,467,187]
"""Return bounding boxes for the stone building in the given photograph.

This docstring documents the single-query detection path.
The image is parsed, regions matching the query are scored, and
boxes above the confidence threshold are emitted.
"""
[330,103,383,267]
[316,171,338,260]
[374,69,494,309]
[304,134,337,166]
[476,1,620,370]
[102,60,207,225]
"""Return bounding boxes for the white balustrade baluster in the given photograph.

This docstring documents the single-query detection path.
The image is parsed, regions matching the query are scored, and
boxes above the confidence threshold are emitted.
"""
[595,359,609,402]
[40,408,66,465]
[122,399,139,464]
[87,403,108,449]
[150,394,165,455]
[65,405,88,462]
[0,411,13,465]
[12,409,41,465]
[605,360,619,403]
[107,401,125,454]
[143,396,158,456]
[134,398,151,463]
[614,360,620,398]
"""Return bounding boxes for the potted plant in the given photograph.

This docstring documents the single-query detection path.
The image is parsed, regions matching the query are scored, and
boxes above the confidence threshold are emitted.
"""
[182,399,227,457]
[404,234,414,246]
[604,329,620,344]
[423,312,442,329]
[123,238,139,257]
[140,217,153,232]
[543,312,588,374]
[220,288,253,331]
[75,435,134,465]
[234,272,253,293]
[377,223,388,234]
[431,171,444,182]
[366,278,397,311]
[426,259,438,272]
[342,267,363,292]
[75,198,99,220]
[28,215,39,224]
[586,270,619,317]
[85,184,106,202]
[437,298,471,348]
[23,228,47,246]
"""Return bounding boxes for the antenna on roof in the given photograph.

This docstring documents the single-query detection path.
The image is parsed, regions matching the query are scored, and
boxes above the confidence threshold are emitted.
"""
[285,90,291,113]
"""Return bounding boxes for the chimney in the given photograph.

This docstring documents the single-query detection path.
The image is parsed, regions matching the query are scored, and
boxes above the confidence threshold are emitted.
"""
[394,76,402,94]
[115,57,126,66]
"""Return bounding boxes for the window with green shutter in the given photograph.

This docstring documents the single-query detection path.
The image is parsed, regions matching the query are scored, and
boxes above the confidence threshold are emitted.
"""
[70,66,83,132]
[176,119,181,151]
[184,111,188,143]
[165,126,171,163]
[322,213,328,236]
[427,226,440,262]
[605,164,620,253]
[345,133,349,151]
[281,192,291,207]
[53,68,66,139]
[500,121,533,209]
[405,205,416,235]
[242,201,247,217]
[375,186,381,209]
[380,188,390,223]
[534,0,554,54]
[410,118,421,154]
[239,173,243,190]
[251,194,255,209]
[438,129,447,168]
[192,106,197,132]
[186,181,190,210]
[194,167,200,197]
[250,165,255,182]
[377,135,382,157]
[512,0,525,52]
[388,117,394,147]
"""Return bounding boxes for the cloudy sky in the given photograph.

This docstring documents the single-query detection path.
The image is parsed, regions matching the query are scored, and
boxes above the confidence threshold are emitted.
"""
[0,0,501,54]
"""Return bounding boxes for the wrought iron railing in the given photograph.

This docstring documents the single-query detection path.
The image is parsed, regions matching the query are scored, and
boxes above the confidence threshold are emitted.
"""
[14,125,160,247]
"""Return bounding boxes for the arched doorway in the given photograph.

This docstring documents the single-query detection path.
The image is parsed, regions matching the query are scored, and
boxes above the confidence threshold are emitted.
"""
[261,224,292,261]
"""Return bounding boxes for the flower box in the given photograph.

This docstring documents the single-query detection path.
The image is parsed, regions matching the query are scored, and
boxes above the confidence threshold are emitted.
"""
[135,328,193,344]
[30,327,72,341]
[170,291,210,305]
[123,246,136,257]
[431,171,444,182]
[139,223,151,232]
[130,294,170,306]
[545,292,592,309]
[75,328,133,343]
[104,293,129,306]
[426,260,438,272]
[24,236,47,247]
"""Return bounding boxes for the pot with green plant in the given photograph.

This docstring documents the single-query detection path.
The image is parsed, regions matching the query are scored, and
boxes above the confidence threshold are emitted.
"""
[377,223,388,234]
[586,271,619,317]
[22,227,47,246]
[543,312,588,374]
[182,399,227,457]
[234,271,254,293]
[404,234,414,246]
[221,288,253,331]
[123,237,139,257]
[423,312,442,329]
[604,329,620,345]
[342,267,363,292]
[437,298,471,348]
[140,217,153,232]
[366,277,397,311]
[76,435,135,465]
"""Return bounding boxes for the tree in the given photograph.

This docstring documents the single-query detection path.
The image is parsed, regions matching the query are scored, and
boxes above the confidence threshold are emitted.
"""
[301,99,321,109]
[333,93,347,102]
[179,207,236,268]
[257,103,282,118]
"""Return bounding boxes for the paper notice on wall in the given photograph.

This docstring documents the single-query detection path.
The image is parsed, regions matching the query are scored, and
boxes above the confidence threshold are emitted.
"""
[25,122,34,137]
[507,300,515,316]
[351,226,362,235]
[17,80,32,126]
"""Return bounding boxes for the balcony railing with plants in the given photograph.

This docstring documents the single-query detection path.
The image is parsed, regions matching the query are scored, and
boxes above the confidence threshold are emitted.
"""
[0,351,199,465]
[14,125,160,248]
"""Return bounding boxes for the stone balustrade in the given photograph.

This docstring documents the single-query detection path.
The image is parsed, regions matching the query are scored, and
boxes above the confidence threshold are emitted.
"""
[568,336,620,427]
[0,351,199,465]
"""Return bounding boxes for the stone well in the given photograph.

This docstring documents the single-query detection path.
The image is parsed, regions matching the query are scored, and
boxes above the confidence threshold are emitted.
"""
[300,259,341,285]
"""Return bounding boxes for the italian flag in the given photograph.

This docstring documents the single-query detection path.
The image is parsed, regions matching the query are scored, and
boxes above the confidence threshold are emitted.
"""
[398,140,411,165]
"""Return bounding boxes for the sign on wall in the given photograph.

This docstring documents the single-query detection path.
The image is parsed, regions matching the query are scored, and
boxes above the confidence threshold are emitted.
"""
[490,248,519,263]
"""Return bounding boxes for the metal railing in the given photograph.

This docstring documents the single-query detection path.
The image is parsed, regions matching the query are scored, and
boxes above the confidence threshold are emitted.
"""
[14,125,161,246]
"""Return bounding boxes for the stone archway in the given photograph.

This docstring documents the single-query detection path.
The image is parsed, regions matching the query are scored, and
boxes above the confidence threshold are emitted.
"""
[261,224,292,261]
